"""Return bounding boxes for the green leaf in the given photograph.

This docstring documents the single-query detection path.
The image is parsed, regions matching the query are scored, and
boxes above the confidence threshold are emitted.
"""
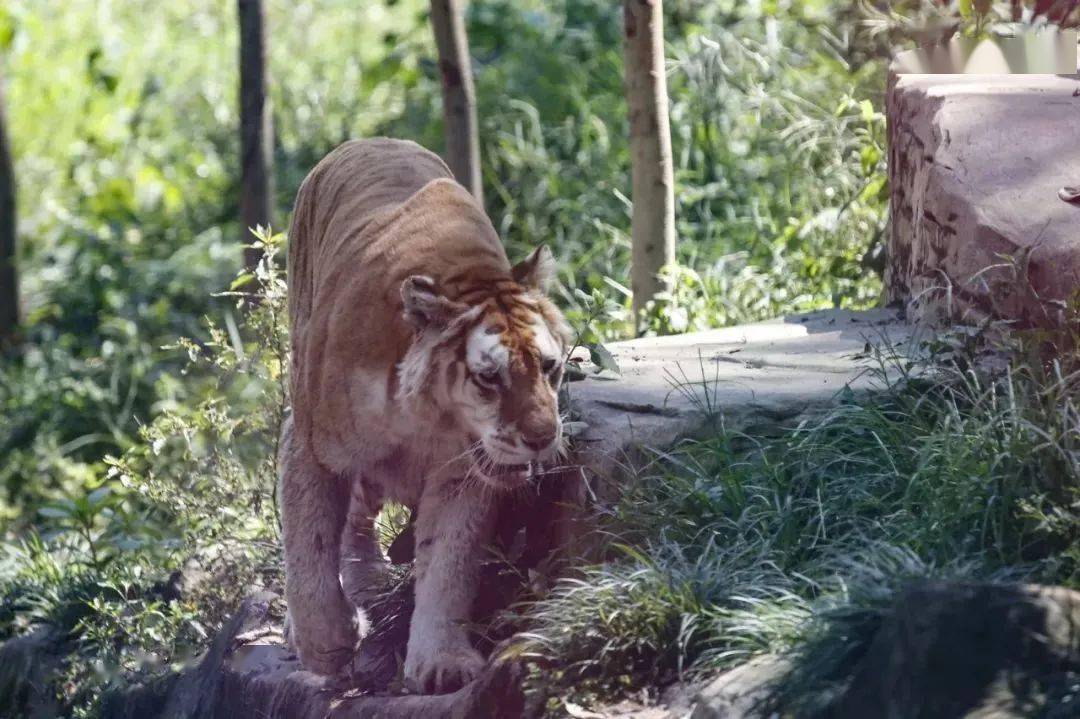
[38,506,72,519]
[860,145,880,176]
[86,486,112,506]
[564,363,588,382]
[859,176,887,203]
[230,273,255,290]
[958,0,972,20]
[588,343,621,375]
[859,99,875,123]
[0,9,16,51]
[601,275,632,298]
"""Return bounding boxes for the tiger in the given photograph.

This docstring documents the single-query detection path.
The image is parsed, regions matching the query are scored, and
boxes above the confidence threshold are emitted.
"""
[278,138,571,694]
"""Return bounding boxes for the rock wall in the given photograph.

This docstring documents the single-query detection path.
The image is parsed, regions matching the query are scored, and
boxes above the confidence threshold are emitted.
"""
[886,72,1080,326]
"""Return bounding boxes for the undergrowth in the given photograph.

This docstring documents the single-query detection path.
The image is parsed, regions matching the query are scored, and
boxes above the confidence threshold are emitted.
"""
[0,232,288,717]
[2,2,1077,716]
[0,0,892,533]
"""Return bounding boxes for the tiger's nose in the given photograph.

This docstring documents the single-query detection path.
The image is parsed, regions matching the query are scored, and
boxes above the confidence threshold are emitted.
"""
[523,431,557,452]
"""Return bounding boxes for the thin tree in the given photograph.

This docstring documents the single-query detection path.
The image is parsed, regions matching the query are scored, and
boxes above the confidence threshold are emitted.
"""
[623,0,675,328]
[0,68,17,345]
[430,0,483,203]
[238,0,274,272]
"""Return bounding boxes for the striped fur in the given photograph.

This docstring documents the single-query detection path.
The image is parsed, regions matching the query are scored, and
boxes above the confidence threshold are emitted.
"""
[279,139,570,690]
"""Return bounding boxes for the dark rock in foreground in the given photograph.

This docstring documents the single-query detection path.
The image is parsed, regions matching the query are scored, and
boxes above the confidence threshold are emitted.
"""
[831,582,1080,719]
[99,592,526,719]
[0,627,62,718]
[614,582,1080,719]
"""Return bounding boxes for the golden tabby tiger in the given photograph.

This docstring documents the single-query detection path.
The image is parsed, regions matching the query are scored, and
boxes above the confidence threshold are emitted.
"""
[279,138,569,693]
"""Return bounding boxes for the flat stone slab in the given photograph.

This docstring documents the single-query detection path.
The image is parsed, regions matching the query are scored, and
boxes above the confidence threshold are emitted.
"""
[569,307,912,478]
[885,72,1080,326]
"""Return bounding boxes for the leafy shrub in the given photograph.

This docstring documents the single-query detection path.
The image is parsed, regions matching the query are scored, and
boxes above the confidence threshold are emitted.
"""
[2,0,893,522]
[0,0,428,522]
[0,0,1001,713]
[0,233,288,715]
[863,0,1080,47]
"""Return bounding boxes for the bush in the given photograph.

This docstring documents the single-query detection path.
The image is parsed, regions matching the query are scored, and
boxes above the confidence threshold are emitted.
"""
[0,233,288,715]
[6,0,1043,714]
[2,0,892,521]
[0,0,430,522]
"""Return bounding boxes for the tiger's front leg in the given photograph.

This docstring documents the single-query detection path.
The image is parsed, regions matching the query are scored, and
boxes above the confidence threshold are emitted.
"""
[278,417,361,675]
[404,481,495,694]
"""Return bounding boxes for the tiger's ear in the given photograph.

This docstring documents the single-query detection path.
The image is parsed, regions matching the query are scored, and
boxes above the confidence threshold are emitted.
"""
[512,245,557,293]
[401,275,465,330]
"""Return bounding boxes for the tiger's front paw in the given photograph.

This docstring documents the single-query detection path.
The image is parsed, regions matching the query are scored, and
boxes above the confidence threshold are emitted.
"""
[292,601,365,676]
[404,633,485,694]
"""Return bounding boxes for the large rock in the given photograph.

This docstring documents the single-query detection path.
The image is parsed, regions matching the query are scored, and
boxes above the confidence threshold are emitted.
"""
[583,583,1080,719]
[570,307,910,479]
[687,656,789,719]
[0,628,61,718]
[886,71,1080,326]
[832,582,1080,718]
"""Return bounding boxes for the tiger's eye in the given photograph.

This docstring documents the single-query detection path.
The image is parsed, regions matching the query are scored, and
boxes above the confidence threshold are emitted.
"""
[542,358,558,373]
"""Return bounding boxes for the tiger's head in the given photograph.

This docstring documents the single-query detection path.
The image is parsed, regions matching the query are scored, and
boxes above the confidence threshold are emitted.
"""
[397,246,572,486]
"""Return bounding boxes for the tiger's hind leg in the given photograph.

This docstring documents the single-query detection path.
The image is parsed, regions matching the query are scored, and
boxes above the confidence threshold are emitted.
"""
[340,478,390,620]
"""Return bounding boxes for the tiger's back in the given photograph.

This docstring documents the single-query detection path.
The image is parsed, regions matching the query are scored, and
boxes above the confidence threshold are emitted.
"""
[285,138,514,473]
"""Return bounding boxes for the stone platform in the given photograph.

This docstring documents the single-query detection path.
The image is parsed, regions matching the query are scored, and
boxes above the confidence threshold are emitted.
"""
[569,306,912,480]
[886,72,1080,326]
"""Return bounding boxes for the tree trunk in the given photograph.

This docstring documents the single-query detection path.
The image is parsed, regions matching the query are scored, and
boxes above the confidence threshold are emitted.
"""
[430,0,483,204]
[0,69,17,345]
[238,0,274,272]
[623,0,675,329]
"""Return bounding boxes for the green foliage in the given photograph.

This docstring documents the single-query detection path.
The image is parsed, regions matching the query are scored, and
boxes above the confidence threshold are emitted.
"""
[107,230,288,550]
[1,0,891,522]
[463,0,889,336]
[0,0,428,525]
[0,235,288,715]
[4,0,1051,714]
[864,0,1080,46]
